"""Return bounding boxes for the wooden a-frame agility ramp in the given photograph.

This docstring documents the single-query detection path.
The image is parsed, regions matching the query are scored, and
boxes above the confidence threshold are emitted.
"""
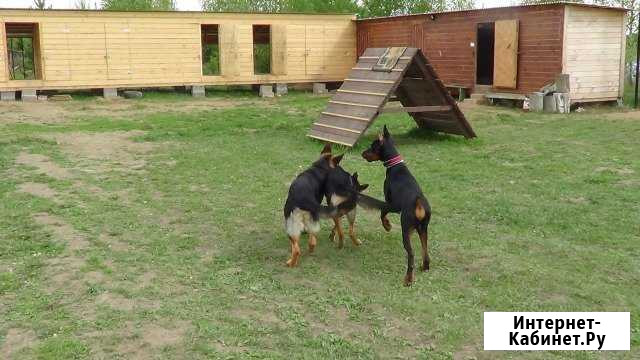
[308,47,476,146]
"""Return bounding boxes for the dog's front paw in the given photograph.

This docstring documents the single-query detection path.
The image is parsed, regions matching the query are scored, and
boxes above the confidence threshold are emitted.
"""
[286,258,297,267]
[403,272,414,287]
[420,263,430,272]
[351,238,362,246]
[381,218,392,232]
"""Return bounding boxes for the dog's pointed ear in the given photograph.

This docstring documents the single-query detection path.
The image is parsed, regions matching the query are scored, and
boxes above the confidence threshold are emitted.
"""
[321,143,332,155]
[383,125,390,138]
[359,183,369,192]
[378,132,384,142]
[331,153,344,166]
[352,172,358,180]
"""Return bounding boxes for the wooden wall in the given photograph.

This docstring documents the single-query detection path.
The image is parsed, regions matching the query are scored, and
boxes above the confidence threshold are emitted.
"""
[0,10,356,91]
[563,5,626,101]
[356,5,572,95]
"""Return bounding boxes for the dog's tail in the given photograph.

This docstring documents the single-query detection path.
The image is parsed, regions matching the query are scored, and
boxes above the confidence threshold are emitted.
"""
[317,205,339,219]
[356,193,388,211]
[415,197,429,221]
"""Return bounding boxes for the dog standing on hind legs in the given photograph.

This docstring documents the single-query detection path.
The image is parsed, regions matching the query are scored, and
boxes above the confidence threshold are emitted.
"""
[361,125,432,286]
[283,144,342,267]
[326,170,369,249]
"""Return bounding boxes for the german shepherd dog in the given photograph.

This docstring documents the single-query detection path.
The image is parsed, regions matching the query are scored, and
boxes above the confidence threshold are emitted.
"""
[361,125,431,286]
[325,167,369,249]
[284,144,342,267]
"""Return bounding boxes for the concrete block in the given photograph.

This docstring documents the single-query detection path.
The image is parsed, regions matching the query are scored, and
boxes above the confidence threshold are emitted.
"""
[543,94,556,113]
[1,91,16,101]
[275,83,288,96]
[103,88,118,98]
[191,85,205,97]
[529,92,544,112]
[313,83,327,95]
[22,89,37,102]
[259,84,274,98]
[37,95,48,101]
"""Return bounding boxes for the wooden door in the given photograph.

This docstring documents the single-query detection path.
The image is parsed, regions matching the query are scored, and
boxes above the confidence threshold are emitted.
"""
[493,20,519,88]
[410,23,424,50]
[271,24,287,75]
[305,25,324,75]
[0,22,6,82]
[219,23,238,77]
[105,22,131,80]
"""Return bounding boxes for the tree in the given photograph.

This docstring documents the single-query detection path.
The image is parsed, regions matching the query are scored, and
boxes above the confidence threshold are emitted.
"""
[201,0,357,13]
[101,0,176,11]
[75,0,92,9]
[201,0,470,16]
[358,0,473,18]
[32,0,49,9]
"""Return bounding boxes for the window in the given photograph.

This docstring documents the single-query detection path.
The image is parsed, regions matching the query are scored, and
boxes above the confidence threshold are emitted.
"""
[201,24,220,76]
[6,23,41,80]
[252,25,271,75]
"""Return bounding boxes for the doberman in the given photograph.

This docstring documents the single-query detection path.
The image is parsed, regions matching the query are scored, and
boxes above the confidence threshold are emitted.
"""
[361,125,432,286]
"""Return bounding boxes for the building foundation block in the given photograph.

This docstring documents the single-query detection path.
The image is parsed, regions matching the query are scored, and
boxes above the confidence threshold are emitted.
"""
[313,83,327,95]
[275,83,288,96]
[1,91,16,101]
[259,84,274,98]
[103,88,118,99]
[191,85,205,97]
[22,89,37,102]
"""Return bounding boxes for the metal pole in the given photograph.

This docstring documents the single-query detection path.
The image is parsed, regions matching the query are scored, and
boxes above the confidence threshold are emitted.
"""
[636,12,640,108]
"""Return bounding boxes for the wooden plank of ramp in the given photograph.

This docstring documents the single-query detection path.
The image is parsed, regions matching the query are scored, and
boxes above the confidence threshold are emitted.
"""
[308,47,476,146]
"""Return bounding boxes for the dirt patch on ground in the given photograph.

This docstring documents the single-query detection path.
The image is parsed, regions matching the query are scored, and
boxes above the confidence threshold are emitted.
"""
[230,307,281,325]
[96,292,136,311]
[601,110,640,121]
[15,152,72,180]
[141,322,190,347]
[42,131,155,172]
[0,97,257,125]
[33,213,89,251]
[116,321,191,358]
[308,307,370,339]
[1,328,38,359]
[99,233,130,252]
[17,182,60,203]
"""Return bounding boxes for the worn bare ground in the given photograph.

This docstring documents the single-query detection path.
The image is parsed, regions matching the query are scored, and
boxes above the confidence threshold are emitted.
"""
[116,321,192,359]
[15,152,72,180]
[0,328,38,359]
[0,97,259,124]
[33,213,89,251]
[41,131,155,173]
[17,182,61,203]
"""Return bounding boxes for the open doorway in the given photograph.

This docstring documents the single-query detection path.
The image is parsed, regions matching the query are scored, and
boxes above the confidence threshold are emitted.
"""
[476,22,494,86]
[252,25,271,75]
[5,23,42,80]
[201,24,220,76]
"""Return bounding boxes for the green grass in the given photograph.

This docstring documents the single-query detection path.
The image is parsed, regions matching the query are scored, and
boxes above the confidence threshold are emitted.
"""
[0,92,638,359]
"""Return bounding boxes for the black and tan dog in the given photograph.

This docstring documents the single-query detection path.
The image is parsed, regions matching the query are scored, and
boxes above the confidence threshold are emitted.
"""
[325,168,369,249]
[283,144,343,267]
[361,125,432,286]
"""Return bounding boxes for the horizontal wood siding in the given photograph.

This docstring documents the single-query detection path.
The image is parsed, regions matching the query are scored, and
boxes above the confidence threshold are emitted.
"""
[357,5,566,94]
[563,5,625,101]
[0,10,355,91]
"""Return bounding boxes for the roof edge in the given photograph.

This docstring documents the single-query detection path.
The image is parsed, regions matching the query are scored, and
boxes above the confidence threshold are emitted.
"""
[356,2,628,22]
[0,8,357,17]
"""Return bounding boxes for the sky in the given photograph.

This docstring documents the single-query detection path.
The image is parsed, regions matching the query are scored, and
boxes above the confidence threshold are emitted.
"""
[1,0,523,11]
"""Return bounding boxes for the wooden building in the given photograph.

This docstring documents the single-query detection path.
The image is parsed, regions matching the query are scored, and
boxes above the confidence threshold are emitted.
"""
[0,9,355,96]
[356,2,628,103]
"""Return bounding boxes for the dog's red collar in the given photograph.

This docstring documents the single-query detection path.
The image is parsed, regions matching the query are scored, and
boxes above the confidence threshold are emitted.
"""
[384,155,404,168]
